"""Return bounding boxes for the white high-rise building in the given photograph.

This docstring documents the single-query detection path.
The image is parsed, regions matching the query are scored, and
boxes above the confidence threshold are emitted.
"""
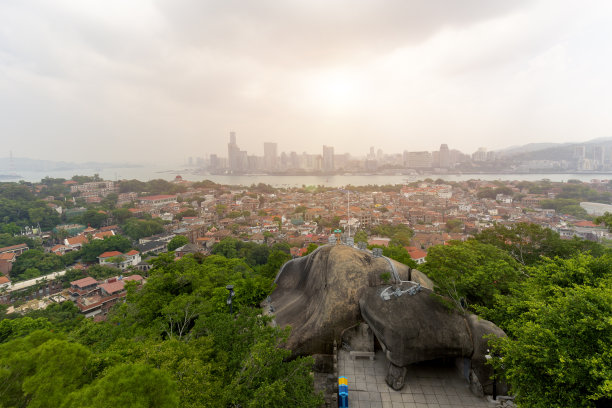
[264,142,278,171]
[322,145,335,172]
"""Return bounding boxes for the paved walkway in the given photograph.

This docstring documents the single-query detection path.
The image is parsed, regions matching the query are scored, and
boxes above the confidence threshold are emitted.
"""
[338,349,494,408]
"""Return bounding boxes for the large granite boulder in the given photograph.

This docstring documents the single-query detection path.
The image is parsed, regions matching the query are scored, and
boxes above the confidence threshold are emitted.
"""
[466,314,509,396]
[359,284,506,392]
[267,245,424,355]
[266,244,506,396]
[359,285,474,367]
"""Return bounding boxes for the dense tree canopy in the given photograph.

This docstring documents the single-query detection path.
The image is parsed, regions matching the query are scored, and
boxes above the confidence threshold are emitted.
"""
[167,235,189,251]
[421,228,611,407]
[484,254,612,408]
[11,250,66,280]
[77,210,109,229]
[80,235,132,263]
[474,222,607,266]
[0,251,322,407]
[369,244,418,270]
[370,224,414,247]
[122,218,165,240]
[422,239,521,310]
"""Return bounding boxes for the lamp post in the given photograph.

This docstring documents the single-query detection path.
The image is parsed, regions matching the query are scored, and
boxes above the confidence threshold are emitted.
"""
[226,284,235,314]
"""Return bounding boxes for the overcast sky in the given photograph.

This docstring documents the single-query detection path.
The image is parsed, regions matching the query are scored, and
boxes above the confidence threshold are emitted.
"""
[1,0,612,164]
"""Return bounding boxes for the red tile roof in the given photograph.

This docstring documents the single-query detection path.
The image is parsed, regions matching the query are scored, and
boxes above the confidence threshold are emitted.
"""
[66,235,88,246]
[0,253,16,261]
[93,231,114,239]
[124,274,143,282]
[99,280,125,295]
[408,249,427,260]
[0,243,28,252]
[71,276,98,288]
[574,220,598,228]
[98,251,123,259]
[125,250,139,256]
[0,275,10,285]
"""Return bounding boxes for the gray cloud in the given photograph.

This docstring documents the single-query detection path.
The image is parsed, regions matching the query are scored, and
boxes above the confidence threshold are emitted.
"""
[156,0,529,66]
[0,0,611,163]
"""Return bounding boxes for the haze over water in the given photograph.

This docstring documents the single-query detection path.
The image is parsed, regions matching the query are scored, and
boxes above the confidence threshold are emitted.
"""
[9,167,612,187]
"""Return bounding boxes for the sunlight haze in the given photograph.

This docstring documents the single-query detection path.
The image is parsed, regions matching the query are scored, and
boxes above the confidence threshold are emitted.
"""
[1,0,611,163]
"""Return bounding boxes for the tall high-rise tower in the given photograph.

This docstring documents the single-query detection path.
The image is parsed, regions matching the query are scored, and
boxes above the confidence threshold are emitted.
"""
[439,144,450,168]
[322,145,335,172]
[228,131,241,172]
[264,142,278,171]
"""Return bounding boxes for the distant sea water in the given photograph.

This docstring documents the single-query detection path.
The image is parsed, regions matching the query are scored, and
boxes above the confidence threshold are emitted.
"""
[5,166,612,187]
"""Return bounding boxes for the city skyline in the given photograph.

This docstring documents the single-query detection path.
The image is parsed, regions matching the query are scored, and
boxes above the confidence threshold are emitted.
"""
[196,131,612,174]
[2,1,612,164]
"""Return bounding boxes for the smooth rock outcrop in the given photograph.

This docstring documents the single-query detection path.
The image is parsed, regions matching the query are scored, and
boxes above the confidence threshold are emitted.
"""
[359,284,506,392]
[268,245,418,355]
[266,244,506,396]
[359,285,474,367]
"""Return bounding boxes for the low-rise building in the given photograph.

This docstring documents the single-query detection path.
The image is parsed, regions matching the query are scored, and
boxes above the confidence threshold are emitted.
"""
[0,243,29,256]
[98,250,141,270]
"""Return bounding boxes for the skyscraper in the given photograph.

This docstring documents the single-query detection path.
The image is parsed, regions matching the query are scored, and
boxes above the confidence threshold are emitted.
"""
[227,131,243,172]
[405,151,433,168]
[322,145,335,172]
[439,144,450,168]
[264,142,278,171]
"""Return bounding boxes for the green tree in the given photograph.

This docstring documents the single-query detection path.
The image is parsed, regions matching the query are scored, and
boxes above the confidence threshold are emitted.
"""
[354,230,368,244]
[293,205,308,214]
[371,224,413,247]
[122,218,165,241]
[260,250,291,279]
[167,235,189,251]
[475,222,606,266]
[78,209,109,228]
[422,240,521,311]
[445,219,463,233]
[596,212,612,232]
[176,209,197,221]
[477,188,496,199]
[370,245,417,269]
[111,208,133,224]
[211,237,239,259]
[22,339,91,408]
[487,254,612,408]
[11,250,65,280]
[304,243,318,255]
[63,363,179,408]
[80,235,132,263]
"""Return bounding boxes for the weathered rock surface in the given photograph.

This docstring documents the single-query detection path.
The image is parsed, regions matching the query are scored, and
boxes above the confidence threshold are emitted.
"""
[267,244,506,396]
[268,245,418,355]
[359,285,507,392]
[467,314,509,396]
[359,285,474,367]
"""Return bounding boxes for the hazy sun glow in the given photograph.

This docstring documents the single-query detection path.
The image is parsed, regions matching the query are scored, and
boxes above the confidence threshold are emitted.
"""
[304,71,361,113]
